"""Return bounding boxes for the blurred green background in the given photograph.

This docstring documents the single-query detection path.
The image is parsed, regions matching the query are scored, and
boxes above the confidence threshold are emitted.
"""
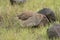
[0,0,60,40]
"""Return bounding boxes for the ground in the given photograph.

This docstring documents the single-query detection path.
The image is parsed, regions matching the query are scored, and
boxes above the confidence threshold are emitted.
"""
[0,0,60,40]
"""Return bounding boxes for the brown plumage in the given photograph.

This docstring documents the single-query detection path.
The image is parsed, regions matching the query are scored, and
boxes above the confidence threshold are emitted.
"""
[17,11,49,27]
[17,11,33,20]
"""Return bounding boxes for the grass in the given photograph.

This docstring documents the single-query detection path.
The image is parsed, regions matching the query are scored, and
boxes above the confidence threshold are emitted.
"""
[0,0,60,40]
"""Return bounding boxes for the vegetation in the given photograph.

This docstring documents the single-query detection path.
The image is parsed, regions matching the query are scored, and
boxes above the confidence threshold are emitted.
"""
[0,0,60,40]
